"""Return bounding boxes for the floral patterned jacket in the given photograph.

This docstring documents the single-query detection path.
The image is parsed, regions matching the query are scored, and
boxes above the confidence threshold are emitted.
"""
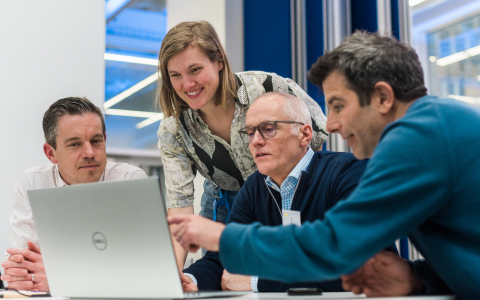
[157,71,328,208]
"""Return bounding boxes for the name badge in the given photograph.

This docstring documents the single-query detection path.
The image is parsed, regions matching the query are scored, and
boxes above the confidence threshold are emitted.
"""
[282,210,301,226]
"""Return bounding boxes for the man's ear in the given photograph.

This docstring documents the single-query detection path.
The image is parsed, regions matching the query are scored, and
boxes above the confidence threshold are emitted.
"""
[372,81,395,115]
[300,124,313,147]
[43,143,58,164]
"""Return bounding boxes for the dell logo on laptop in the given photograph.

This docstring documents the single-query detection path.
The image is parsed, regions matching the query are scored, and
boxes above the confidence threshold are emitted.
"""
[92,232,107,251]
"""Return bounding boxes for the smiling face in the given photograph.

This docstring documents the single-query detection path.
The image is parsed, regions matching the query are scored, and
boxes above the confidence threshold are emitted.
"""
[246,95,311,185]
[167,45,223,112]
[324,72,385,159]
[43,113,107,185]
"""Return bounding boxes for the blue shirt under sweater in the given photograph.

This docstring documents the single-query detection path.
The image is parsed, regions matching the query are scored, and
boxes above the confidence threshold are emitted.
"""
[219,96,480,300]
[184,151,398,292]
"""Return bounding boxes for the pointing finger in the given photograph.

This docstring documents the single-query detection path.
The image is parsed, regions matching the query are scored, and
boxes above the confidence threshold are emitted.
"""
[167,215,189,225]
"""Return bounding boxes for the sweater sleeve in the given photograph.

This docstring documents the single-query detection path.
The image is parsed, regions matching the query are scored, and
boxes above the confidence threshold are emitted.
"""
[328,156,399,256]
[182,251,224,290]
[219,118,451,283]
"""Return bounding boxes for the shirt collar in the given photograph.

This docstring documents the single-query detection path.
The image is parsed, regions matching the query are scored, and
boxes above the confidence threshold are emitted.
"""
[54,165,68,187]
[266,147,315,189]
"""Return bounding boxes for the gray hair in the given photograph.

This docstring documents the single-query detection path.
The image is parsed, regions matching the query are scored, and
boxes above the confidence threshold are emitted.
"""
[255,91,312,135]
[43,97,105,149]
[307,30,427,106]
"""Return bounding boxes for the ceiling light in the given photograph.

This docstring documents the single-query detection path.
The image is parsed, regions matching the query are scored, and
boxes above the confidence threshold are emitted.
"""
[449,94,480,105]
[436,45,480,67]
[104,72,159,109]
[105,109,164,129]
[104,53,159,66]
[136,115,164,129]
[477,75,480,81]
[105,109,162,119]
[429,56,437,62]
[409,0,426,6]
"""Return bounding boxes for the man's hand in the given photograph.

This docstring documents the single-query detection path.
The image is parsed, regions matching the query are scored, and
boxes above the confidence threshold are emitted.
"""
[168,215,225,253]
[180,273,198,292]
[221,270,252,291]
[1,241,49,292]
[168,206,194,272]
[341,250,426,297]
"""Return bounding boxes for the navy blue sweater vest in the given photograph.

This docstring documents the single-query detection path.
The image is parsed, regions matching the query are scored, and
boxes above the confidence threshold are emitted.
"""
[184,151,398,291]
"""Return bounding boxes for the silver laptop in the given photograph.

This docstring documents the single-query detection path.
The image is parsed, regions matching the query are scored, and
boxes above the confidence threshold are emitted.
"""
[28,177,248,299]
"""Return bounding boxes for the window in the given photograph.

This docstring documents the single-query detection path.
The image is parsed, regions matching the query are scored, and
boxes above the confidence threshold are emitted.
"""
[427,14,480,107]
[412,0,480,108]
[104,0,167,152]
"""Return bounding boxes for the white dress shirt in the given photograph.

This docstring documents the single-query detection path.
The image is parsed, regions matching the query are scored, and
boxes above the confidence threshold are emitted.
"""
[6,162,147,255]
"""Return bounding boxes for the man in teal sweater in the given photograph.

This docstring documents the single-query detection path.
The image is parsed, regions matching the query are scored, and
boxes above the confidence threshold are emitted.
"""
[169,31,480,299]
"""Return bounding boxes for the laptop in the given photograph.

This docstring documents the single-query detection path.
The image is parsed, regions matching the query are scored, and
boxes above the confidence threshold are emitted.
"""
[28,177,249,299]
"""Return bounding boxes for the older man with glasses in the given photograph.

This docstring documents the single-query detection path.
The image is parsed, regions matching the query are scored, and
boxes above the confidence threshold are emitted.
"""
[175,91,397,292]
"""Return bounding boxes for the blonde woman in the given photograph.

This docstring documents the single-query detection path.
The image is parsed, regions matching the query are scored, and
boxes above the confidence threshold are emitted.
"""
[157,21,328,268]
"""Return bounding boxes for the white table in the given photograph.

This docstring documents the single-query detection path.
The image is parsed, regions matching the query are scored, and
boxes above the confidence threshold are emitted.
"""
[236,292,455,300]
[13,293,455,300]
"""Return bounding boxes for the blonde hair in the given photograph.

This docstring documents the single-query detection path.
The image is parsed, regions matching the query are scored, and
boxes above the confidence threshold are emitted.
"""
[157,21,238,118]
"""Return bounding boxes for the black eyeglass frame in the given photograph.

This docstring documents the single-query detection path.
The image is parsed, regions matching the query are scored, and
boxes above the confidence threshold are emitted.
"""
[238,121,305,144]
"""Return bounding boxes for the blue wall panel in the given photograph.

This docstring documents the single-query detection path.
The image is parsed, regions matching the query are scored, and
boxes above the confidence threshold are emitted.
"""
[351,0,378,32]
[244,0,292,79]
[306,0,325,111]
[390,0,400,40]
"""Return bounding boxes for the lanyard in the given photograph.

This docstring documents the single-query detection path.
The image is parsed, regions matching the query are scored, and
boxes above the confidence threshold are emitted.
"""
[213,189,231,223]
[264,173,303,218]
[265,179,282,218]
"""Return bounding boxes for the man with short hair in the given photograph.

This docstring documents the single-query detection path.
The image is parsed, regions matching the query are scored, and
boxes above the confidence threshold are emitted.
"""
[176,92,396,292]
[1,97,147,292]
[169,31,480,300]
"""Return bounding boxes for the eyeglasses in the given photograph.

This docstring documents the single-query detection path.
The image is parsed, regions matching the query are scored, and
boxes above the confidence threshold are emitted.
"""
[238,121,304,144]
